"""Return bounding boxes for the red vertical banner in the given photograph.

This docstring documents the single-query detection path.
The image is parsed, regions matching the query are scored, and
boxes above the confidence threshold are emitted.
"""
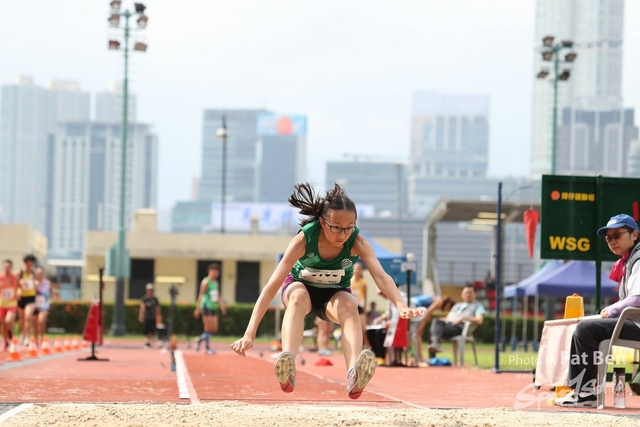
[523,209,540,258]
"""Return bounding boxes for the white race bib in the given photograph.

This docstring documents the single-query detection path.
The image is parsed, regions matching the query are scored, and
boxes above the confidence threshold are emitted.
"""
[209,289,219,302]
[1,288,14,300]
[23,279,34,291]
[300,268,345,285]
[35,295,47,308]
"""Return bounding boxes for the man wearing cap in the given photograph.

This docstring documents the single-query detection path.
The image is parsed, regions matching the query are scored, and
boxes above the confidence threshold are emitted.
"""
[139,283,162,349]
[556,213,640,408]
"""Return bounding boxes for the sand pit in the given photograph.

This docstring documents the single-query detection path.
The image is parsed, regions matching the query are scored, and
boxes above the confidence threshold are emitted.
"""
[3,401,640,427]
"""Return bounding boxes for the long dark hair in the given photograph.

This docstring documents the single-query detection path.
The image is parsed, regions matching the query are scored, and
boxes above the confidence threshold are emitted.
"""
[288,182,357,227]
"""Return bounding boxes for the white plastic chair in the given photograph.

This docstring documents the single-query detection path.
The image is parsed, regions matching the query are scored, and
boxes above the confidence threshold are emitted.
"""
[596,307,640,409]
[443,321,479,367]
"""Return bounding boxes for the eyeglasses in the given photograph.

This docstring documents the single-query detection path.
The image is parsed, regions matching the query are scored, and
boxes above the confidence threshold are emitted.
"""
[604,230,629,242]
[322,218,356,235]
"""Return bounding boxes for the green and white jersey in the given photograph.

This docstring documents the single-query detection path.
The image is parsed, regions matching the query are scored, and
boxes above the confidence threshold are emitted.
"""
[290,221,360,289]
[200,279,220,311]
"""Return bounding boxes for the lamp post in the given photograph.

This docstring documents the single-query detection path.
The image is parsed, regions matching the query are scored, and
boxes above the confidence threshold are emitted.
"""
[216,115,229,233]
[537,36,577,175]
[106,0,148,335]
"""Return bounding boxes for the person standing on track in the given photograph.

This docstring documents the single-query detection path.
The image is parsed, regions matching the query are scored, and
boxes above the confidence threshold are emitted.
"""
[194,263,227,355]
[16,254,37,345]
[0,259,19,350]
[33,266,51,347]
[231,183,426,399]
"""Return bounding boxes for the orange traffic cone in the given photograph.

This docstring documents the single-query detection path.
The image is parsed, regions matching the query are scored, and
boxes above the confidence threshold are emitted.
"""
[40,336,52,356]
[53,336,64,353]
[25,336,39,358]
[71,335,79,350]
[6,337,22,361]
[63,335,71,351]
[80,340,89,348]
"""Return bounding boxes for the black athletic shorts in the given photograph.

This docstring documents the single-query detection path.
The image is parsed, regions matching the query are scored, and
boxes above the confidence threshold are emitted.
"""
[281,275,351,322]
[18,296,35,310]
[144,318,156,334]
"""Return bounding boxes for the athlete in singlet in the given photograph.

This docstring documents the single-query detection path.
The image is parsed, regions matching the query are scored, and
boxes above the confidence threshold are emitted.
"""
[194,263,227,354]
[0,259,19,349]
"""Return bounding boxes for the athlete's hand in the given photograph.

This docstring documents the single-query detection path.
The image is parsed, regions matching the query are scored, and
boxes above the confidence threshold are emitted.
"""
[398,306,427,319]
[231,335,254,357]
[193,307,200,319]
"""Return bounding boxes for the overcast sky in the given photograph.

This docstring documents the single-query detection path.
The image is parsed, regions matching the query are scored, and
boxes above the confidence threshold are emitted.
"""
[2,1,639,210]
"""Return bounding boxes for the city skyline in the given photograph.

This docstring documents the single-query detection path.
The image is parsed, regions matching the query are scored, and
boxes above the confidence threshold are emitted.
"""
[2,1,640,211]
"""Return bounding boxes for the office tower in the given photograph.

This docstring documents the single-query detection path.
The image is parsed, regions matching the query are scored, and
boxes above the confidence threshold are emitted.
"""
[95,82,136,123]
[325,161,406,217]
[531,0,636,177]
[198,109,306,204]
[49,122,157,258]
[0,76,90,230]
[408,91,490,216]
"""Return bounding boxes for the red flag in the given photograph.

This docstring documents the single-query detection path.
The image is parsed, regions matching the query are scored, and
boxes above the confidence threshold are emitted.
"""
[523,209,539,258]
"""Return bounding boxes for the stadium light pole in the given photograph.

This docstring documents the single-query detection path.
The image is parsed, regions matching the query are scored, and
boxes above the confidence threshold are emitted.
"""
[537,36,577,175]
[216,115,229,234]
[106,0,148,335]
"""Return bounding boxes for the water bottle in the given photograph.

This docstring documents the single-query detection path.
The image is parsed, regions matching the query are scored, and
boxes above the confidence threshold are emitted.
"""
[614,367,626,409]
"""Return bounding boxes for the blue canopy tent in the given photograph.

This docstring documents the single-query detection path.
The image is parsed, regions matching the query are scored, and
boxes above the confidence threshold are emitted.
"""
[501,260,617,352]
[524,260,618,297]
[503,260,563,298]
[358,232,409,285]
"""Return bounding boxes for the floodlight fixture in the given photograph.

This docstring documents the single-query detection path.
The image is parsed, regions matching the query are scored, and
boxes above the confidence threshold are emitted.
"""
[133,42,147,52]
[561,40,574,48]
[559,70,571,81]
[137,15,148,28]
[565,52,577,62]
[134,3,146,13]
[108,13,120,26]
[537,69,549,79]
[542,36,554,47]
[108,40,121,50]
[110,0,121,10]
[541,50,554,61]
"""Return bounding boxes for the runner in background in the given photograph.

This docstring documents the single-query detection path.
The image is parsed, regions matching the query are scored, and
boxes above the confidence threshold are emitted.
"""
[194,263,227,355]
[0,259,19,351]
[16,254,37,345]
[33,266,51,346]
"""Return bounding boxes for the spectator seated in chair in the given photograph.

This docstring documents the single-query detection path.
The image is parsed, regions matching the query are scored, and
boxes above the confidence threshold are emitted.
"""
[427,284,485,360]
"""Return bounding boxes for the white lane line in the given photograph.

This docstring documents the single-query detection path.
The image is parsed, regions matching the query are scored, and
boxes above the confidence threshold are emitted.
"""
[174,350,200,404]
[0,403,34,423]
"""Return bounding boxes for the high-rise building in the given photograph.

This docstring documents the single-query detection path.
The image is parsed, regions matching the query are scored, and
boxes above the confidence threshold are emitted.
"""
[556,108,638,176]
[531,0,633,176]
[408,91,490,216]
[326,161,407,217]
[410,91,490,180]
[95,82,136,123]
[48,121,157,258]
[198,109,306,204]
[0,76,90,230]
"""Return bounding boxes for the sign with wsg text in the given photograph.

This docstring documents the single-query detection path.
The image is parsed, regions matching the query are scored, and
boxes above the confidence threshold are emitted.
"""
[540,175,640,261]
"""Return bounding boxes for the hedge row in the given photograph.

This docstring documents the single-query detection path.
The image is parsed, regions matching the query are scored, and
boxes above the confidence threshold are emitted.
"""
[47,301,316,338]
[48,301,545,342]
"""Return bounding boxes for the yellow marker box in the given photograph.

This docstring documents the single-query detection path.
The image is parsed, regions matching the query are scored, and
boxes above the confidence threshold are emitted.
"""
[564,293,584,319]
